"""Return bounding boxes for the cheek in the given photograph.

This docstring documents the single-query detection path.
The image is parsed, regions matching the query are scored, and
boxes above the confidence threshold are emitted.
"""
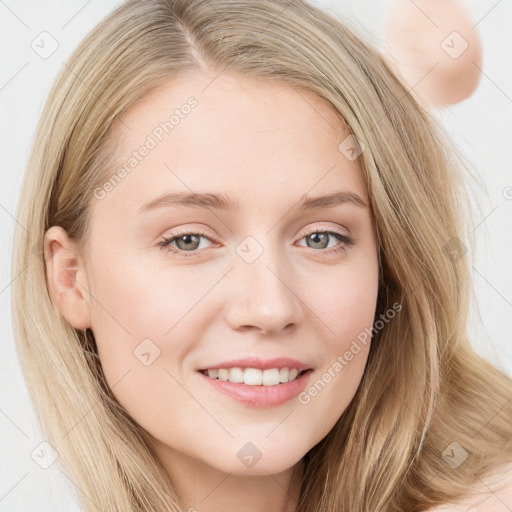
[85,254,201,438]
[86,247,208,356]
[85,249,221,428]
[296,254,379,435]
[315,250,379,349]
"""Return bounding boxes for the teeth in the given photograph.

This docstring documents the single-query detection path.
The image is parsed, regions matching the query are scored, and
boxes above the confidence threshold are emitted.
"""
[229,367,244,383]
[244,368,263,385]
[204,367,304,386]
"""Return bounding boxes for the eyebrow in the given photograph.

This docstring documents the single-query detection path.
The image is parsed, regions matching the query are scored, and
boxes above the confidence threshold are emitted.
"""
[137,190,368,215]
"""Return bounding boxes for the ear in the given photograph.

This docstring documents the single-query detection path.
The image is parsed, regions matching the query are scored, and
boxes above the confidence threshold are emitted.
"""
[43,225,91,330]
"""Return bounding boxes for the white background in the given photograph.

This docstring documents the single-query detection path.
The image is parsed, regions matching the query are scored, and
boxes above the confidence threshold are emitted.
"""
[1,0,511,510]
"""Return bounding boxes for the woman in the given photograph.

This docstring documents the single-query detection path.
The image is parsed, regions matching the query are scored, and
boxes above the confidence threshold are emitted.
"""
[11,0,512,510]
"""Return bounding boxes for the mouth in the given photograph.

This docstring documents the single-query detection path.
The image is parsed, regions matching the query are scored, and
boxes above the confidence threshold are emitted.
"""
[197,367,314,408]
[198,367,312,386]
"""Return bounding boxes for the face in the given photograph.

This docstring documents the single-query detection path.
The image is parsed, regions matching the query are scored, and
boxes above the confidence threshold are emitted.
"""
[47,72,379,478]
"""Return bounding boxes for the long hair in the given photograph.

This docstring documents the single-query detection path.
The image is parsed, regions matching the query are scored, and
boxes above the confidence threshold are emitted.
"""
[11,0,512,510]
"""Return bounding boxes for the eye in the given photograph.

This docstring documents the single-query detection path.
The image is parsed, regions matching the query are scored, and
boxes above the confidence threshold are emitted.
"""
[156,226,355,259]
[296,230,355,255]
[157,231,214,259]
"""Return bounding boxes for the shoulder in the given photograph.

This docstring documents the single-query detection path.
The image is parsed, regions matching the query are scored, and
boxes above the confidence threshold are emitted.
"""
[426,463,512,511]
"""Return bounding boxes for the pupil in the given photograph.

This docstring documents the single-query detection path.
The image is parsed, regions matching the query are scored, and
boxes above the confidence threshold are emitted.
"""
[178,234,199,250]
[310,233,327,248]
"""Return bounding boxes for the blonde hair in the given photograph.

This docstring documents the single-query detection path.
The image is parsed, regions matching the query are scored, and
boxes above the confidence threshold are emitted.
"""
[11,0,512,510]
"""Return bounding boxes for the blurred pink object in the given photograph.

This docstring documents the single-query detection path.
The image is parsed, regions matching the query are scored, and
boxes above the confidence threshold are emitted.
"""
[384,0,483,107]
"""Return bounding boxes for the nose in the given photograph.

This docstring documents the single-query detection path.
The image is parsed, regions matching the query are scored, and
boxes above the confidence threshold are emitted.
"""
[225,251,303,335]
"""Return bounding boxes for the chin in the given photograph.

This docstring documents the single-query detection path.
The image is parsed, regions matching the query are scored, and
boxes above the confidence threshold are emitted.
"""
[215,447,306,476]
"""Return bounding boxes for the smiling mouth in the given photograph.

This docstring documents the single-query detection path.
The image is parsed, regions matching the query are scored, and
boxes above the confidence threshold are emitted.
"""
[199,368,311,386]
[197,367,314,408]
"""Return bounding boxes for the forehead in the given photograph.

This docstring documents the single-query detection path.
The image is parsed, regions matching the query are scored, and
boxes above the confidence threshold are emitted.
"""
[98,72,369,216]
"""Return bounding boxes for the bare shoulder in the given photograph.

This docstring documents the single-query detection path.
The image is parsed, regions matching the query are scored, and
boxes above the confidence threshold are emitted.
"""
[426,463,512,511]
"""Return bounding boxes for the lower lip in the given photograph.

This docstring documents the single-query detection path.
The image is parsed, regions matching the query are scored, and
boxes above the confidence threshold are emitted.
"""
[198,369,313,408]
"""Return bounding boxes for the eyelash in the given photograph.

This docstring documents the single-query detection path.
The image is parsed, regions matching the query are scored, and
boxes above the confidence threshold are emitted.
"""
[156,227,355,259]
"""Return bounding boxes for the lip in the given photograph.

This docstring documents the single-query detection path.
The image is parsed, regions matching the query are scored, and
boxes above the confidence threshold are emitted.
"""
[198,356,312,372]
[198,368,314,408]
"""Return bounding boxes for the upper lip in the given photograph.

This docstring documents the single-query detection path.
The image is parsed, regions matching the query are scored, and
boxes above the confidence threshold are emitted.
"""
[198,356,312,371]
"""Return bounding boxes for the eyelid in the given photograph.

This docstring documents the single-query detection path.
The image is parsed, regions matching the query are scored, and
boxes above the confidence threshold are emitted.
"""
[163,224,216,236]
[161,222,350,242]
[301,222,350,235]
[298,222,351,238]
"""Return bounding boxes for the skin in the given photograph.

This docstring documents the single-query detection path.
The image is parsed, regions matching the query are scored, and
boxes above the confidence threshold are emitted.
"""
[384,0,482,108]
[44,72,380,511]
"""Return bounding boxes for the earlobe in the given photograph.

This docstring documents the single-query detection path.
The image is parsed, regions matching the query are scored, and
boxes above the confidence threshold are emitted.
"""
[43,226,91,330]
